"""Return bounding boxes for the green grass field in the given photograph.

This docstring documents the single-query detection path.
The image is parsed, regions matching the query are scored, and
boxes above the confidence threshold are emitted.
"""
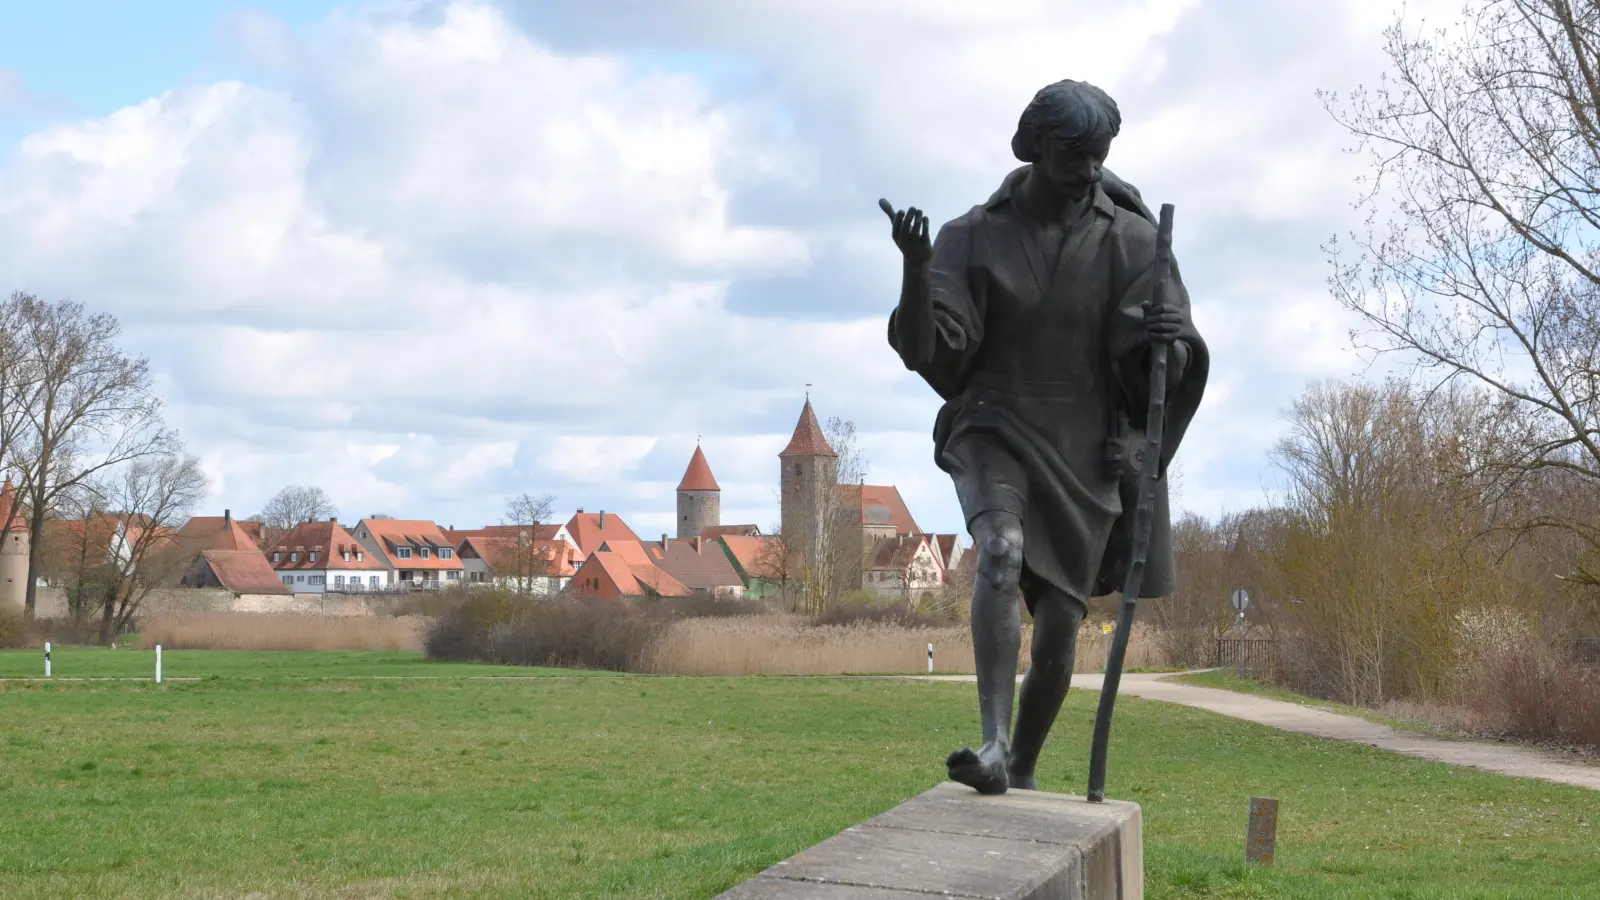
[2,650,1596,899]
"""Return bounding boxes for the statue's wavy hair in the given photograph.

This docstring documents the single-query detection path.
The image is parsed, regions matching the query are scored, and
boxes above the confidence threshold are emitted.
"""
[1011,80,1122,163]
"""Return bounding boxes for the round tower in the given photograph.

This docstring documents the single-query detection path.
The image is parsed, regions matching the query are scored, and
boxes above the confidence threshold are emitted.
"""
[676,443,721,539]
[0,479,29,615]
[779,399,838,560]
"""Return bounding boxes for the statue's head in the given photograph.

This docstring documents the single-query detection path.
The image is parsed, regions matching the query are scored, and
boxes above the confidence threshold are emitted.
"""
[1011,80,1121,202]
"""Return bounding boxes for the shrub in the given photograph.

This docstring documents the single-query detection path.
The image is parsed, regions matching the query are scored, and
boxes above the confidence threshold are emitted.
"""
[0,608,30,648]
[424,591,664,672]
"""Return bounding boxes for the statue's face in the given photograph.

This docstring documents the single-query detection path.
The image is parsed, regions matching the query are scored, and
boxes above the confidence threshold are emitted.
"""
[1036,131,1111,201]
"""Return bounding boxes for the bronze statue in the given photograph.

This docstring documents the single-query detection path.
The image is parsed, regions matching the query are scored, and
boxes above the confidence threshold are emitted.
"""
[880,79,1208,795]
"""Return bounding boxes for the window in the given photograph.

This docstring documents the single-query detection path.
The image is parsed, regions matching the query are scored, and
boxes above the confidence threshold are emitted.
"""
[419,547,431,559]
[342,551,350,562]
[396,547,412,559]
[334,575,345,586]
[439,548,452,559]
[296,574,305,582]
[290,552,299,562]
[309,552,318,562]
[356,551,364,561]
[446,570,458,580]
[311,575,325,585]
[281,575,292,586]
[368,576,379,587]
[272,551,282,562]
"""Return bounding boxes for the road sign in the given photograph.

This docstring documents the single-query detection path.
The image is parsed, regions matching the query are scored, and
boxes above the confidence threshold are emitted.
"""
[1101,623,1114,635]
[1231,588,1250,612]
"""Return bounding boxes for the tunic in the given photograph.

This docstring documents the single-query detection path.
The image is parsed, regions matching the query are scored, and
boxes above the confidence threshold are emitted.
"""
[888,166,1209,607]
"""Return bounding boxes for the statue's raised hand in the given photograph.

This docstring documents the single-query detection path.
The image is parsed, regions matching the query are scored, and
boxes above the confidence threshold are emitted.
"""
[878,198,932,266]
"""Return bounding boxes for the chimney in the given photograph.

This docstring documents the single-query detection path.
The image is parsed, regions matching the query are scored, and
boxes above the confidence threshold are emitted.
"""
[599,510,606,528]
[576,507,584,514]
[661,533,668,546]
[224,509,231,527]
[330,516,337,523]
[693,537,702,553]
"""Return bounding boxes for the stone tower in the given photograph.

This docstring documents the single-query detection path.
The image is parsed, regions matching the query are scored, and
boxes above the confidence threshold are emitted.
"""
[779,399,838,560]
[676,443,721,539]
[0,479,29,615]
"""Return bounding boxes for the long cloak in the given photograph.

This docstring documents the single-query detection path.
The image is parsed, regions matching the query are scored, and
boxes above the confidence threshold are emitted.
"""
[888,165,1208,605]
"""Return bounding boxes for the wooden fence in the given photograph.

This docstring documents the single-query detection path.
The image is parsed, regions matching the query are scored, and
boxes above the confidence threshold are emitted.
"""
[1214,638,1278,678]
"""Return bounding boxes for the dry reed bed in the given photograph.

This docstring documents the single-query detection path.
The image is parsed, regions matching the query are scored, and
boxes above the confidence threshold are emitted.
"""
[647,616,1168,676]
[135,613,426,652]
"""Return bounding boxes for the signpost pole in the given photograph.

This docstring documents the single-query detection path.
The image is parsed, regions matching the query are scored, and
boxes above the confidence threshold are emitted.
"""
[1231,589,1249,679]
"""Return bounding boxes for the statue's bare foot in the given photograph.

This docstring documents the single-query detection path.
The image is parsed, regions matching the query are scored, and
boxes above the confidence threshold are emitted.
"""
[947,741,1009,795]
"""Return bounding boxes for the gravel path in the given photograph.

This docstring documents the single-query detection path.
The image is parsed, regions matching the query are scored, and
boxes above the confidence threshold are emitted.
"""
[913,672,1600,792]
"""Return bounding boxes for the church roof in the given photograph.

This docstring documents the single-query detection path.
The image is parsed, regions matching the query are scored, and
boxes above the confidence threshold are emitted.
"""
[676,445,721,492]
[779,400,837,458]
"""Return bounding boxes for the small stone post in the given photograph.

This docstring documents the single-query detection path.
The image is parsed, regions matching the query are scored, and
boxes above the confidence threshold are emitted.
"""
[1246,797,1278,865]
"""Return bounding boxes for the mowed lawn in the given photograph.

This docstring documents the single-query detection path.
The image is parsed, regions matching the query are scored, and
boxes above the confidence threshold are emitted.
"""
[0,650,1596,899]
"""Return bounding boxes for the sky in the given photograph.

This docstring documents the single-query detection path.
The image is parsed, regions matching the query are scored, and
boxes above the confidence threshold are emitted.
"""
[0,0,1452,538]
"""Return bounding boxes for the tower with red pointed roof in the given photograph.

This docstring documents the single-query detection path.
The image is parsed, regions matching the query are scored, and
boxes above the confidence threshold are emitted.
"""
[676,442,721,539]
[779,398,838,557]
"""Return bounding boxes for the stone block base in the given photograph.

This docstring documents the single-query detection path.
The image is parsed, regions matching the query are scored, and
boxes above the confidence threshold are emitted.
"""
[717,781,1142,899]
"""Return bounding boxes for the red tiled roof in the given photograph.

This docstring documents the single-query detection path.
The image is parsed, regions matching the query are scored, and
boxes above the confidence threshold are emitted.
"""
[268,521,387,571]
[444,524,564,545]
[202,549,292,595]
[676,445,721,492]
[355,519,465,570]
[643,537,743,591]
[837,484,921,535]
[177,515,260,553]
[779,400,836,458]
[718,534,784,580]
[460,535,579,579]
[564,511,641,557]
[577,547,691,598]
[867,534,930,572]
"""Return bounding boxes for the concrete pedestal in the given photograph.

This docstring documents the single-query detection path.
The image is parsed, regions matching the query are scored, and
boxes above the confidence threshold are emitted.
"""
[716,781,1142,899]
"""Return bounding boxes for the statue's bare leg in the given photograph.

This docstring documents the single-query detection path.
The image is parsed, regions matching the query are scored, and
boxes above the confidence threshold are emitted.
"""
[947,509,1024,795]
[1007,585,1086,790]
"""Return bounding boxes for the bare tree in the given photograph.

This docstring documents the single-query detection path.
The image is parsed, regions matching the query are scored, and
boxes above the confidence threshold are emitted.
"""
[500,491,556,596]
[6,294,175,618]
[1321,0,1600,584]
[90,455,209,643]
[0,294,41,564]
[257,485,337,531]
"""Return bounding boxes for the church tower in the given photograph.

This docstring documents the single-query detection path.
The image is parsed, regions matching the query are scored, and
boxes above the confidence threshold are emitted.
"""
[0,479,29,615]
[676,443,721,539]
[779,399,838,560]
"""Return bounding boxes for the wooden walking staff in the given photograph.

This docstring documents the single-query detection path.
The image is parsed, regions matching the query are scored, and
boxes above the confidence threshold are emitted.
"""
[1087,202,1176,803]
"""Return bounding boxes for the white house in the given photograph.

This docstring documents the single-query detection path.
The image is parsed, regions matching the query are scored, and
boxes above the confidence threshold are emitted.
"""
[267,519,393,593]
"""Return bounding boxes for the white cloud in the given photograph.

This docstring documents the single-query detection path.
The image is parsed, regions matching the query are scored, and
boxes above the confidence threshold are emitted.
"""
[0,0,1456,535]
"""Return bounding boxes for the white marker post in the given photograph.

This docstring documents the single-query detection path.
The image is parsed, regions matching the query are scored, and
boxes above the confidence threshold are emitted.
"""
[155,644,162,684]
[927,643,934,673]
[44,642,51,678]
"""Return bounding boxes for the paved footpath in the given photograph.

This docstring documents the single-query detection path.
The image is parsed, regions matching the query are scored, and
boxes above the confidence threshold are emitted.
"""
[912,672,1600,792]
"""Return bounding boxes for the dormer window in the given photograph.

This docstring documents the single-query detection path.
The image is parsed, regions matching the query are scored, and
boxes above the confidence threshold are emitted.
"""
[419,547,431,559]
[309,551,317,562]
[439,548,452,559]
[272,551,282,562]
[342,551,350,562]
[355,551,364,561]
[396,547,412,559]
[290,552,300,562]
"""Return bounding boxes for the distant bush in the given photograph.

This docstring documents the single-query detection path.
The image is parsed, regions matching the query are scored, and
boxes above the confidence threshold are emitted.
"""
[0,608,29,648]
[424,590,664,672]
